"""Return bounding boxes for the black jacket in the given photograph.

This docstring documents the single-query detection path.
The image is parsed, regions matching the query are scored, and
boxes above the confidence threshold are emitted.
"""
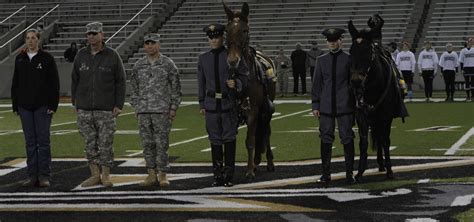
[11,49,60,112]
[71,45,126,111]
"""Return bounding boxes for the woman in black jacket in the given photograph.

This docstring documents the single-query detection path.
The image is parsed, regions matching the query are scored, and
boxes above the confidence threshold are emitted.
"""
[11,29,60,187]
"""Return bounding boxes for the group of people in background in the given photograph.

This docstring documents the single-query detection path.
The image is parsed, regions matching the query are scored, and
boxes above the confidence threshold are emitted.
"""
[393,38,473,102]
[273,37,474,102]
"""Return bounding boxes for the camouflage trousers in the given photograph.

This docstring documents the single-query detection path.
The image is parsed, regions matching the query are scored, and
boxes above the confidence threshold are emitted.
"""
[278,70,290,94]
[77,110,116,167]
[138,113,171,172]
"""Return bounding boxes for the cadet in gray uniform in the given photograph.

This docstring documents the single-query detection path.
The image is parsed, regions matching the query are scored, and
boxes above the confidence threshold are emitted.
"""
[71,22,126,188]
[311,28,355,185]
[274,48,291,97]
[198,24,248,187]
[130,33,181,187]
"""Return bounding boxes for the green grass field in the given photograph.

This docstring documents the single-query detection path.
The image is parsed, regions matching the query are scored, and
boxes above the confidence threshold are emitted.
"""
[0,101,473,162]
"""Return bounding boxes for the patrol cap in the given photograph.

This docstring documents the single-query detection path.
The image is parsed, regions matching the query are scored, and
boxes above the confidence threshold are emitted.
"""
[85,22,103,34]
[322,28,345,42]
[203,23,225,38]
[144,33,160,43]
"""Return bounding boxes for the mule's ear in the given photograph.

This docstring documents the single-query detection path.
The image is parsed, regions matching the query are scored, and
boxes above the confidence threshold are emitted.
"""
[348,20,358,39]
[223,2,234,21]
[241,2,249,18]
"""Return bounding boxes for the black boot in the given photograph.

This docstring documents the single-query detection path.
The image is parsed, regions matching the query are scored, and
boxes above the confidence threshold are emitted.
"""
[224,140,236,187]
[344,141,356,184]
[317,142,332,185]
[211,144,224,186]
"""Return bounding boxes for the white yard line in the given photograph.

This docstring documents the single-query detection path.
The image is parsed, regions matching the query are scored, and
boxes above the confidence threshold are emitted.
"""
[444,127,474,155]
[177,108,311,147]
[127,108,312,157]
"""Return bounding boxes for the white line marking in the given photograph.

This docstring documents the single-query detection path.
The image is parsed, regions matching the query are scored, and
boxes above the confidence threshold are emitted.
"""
[451,194,474,207]
[389,146,397,151]
[200,147,211,152]
[445,127,474,155]
[417,179,430,184]
[168,109,312,149]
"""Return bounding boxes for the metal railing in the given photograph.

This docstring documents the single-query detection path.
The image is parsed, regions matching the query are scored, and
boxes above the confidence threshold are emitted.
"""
[105,0,153,45]
[0,5,26,24]
[0,4,59,55]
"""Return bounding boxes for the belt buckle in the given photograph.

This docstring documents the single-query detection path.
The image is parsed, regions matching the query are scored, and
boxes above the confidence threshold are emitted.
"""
[215,93,223,99]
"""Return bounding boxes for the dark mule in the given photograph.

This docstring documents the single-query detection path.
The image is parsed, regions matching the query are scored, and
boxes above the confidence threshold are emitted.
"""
[348,20,408,181]
[223,2,276,179]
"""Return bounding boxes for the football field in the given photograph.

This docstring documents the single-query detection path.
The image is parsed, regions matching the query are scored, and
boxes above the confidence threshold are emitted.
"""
[0,100,473,162]
[0,100,473,222]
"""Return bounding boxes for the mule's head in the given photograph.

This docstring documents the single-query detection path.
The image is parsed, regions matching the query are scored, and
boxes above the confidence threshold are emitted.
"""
[223,2,249,69]
[348,20,375,88]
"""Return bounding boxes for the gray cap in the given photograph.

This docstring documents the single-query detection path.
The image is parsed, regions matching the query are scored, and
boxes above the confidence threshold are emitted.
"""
[144,33,160,43]
[85,22,103,33]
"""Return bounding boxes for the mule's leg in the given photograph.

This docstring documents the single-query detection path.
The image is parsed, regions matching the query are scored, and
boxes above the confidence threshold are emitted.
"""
[374,125,385,172]
[253,113,263,167]
[264,117,274,172]
[383,119,394,179]
[355,112,369,181]
[245,110,258,179]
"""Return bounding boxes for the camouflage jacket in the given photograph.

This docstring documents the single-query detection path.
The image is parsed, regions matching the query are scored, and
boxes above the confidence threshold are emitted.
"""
[130,54,182,113]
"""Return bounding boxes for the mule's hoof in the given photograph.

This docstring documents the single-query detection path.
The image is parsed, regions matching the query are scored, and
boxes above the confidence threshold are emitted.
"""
[245,172,256,181]
[386,169,394,180]
[267,163,275,172]
[378,166,386,172]
[355,173,363,183]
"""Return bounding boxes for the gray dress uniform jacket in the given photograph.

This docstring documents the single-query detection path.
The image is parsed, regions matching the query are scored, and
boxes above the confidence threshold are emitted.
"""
[311,50,355,116]
[197,47,248,112]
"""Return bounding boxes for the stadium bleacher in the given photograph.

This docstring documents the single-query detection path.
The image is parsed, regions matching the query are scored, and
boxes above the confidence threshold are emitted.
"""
[425,0,474,52]
[126,0,415,76]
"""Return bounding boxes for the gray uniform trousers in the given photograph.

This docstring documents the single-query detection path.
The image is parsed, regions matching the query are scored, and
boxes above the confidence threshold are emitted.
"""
[205,111,237,146]
[319,114,354,145]
[77,110,116,167]
[138,113,171,172]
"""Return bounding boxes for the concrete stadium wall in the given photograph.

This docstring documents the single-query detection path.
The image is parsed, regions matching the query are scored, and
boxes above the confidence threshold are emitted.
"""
[0,63,463,98]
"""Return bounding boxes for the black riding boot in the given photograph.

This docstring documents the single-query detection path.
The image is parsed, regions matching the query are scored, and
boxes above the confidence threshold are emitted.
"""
[317,142,332,184]
[224,140,236,187]
[211,144,224,186]
[344,141,355,184]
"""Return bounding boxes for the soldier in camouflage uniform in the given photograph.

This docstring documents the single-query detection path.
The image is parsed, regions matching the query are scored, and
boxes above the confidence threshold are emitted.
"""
[71,22,126,188]
[274,48,291,97]
[130,33,182,187]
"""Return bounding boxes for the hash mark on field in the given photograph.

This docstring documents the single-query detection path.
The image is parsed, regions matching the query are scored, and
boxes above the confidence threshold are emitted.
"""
[445,127,474,155]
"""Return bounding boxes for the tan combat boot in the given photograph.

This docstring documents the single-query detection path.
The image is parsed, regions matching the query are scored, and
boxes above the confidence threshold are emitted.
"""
[158,171,170,187]
[81,164,101,187]
[101,166,113,187]
[140,168,158,187]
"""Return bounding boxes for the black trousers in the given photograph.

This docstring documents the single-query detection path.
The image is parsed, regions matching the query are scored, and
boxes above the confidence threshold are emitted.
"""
[292,67,306,94]
[463,73,474,98]
[442,70,456,97]
[421,70,435,98]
